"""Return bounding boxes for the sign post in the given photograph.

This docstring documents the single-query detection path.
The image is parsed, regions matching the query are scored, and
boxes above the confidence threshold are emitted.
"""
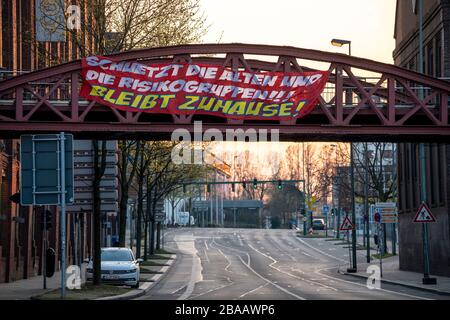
[373,208,383,277]
[340,215,355,271]
[375,202,398,267]
[323,204,329,237]
[59,132,67,299]
[20,133,73,299]
[413,202,437,284]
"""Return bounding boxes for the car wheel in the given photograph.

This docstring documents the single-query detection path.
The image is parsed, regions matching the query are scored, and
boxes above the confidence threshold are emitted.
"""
[131,281,140,289]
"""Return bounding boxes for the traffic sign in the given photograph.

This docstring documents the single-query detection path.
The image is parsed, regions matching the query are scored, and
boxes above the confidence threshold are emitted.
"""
[323,204,329,214]
[413,203,436,223]
[340,216,355,231]
[375,202,398,224]
[20,134,74,205]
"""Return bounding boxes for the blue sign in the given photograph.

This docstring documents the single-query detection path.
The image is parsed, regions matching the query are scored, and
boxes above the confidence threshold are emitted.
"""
[323,204,329,214]
[20,134,74,205]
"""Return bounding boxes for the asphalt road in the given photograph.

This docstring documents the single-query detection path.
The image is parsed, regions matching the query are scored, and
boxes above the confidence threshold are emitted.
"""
[137,228,449,300]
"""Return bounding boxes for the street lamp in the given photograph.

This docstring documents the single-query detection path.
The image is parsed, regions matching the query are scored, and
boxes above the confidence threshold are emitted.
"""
[331,38,351,55]
[416,0,436,285]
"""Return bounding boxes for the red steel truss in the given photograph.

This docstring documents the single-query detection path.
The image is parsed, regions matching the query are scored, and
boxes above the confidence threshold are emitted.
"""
[0,43,449,141]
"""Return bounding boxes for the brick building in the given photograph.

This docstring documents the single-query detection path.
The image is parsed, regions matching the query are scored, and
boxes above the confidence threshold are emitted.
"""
[0,0,97,282]
[394,0,450,276]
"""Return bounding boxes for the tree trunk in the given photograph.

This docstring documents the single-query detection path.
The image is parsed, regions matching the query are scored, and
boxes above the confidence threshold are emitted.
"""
[118,145,128,248]
[156,222,161,250]
[149,221,155,255]
[92,140,107,286]
[171,201,176,226]
[143,217,148,261]
[135,170,144,258]
[383,223,389,254]
[118,141,141,247]
[92,178,102,285]
[118,192,128,247]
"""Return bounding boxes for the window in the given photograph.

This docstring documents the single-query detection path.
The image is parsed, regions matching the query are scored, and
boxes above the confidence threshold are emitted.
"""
[435,32,442,78]
[427,42,434,76]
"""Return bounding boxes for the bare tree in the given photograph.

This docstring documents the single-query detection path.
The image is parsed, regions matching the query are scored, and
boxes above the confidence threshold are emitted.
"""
[92,140,107,285]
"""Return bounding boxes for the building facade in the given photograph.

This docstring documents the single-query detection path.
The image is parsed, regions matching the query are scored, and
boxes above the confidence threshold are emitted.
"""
[394,0,450,276]
[0,0,99,282]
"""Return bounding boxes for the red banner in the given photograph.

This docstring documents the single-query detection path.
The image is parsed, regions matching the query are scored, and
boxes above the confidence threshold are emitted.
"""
[80,56,329,120]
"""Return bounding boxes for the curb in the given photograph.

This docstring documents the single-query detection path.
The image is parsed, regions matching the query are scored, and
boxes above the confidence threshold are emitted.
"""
[339,269,450,296]
[96,254,177,300]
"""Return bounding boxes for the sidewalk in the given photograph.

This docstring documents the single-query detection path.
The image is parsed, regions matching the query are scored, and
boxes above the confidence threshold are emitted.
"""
[97,253,176,300]
[0,253,177,300]
[340,254,450,295]
[0,271,61,300]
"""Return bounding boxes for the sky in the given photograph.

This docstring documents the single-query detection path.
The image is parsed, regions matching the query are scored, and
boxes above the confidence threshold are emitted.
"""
[198,0,397,167]
[199,0,396,64]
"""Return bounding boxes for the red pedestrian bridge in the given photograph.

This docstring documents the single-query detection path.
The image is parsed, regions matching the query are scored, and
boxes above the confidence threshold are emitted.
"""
[0,43,449,141]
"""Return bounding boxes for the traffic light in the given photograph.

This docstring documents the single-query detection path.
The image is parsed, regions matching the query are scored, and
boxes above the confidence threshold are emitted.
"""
[207,184,211,193]
[183,183,187,193]
[231,183,235,192]
[253,178,257,189]
[277,180,283,190]
[242,180,247,189]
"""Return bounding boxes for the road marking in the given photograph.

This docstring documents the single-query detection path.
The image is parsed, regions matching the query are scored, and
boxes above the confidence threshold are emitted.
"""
[175,234,204,301]
[267,235,297,262]
[212,238,306,300]
[302,252,312,257]
[216,247,233,273]
[238,235,244,246]
[188,277,234,300]
[294,236,347,263]
[204,249,210,263]
[238,283,269,299]
[236,254,306,300]
[171,285,187,295]
[247,244,338,292]
[204,240,209,250]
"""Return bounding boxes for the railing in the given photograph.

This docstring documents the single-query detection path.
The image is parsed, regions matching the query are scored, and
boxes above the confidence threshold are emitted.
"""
[0,43,448,137]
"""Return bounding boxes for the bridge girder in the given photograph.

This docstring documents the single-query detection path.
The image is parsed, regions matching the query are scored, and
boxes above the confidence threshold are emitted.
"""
[0,43,449,142]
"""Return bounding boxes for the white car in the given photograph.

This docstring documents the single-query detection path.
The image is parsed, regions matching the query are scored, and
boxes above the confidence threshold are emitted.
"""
[86,247,142,288]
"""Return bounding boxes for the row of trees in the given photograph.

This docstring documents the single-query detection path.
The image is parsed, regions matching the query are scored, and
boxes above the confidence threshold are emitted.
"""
[44,0,208,285]
[223,142,397,228]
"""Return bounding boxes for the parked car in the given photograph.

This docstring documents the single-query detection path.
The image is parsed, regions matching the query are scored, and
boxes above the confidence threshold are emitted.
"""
[312,219,326,230]
[86,247,142,288]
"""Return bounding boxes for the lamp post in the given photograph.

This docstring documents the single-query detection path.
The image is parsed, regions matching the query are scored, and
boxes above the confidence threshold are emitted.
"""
[417,0,436,285]
[331,38,351,56]
[327,144,337,236]
[331,38,357,272]
[347,142,357,272]
[364,142,370,263]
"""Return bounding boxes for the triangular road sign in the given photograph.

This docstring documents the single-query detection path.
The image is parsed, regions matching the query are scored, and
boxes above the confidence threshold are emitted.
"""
[413,203,436,223]
[340,216,355,230]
